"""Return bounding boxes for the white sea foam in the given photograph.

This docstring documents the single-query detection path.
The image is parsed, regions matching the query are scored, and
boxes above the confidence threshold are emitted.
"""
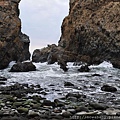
[8,61,16,68]
[0,61,120,102]
[90,61,113,68]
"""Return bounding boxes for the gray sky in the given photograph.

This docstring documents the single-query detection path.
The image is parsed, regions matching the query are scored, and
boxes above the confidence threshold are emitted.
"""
[19,0,69,52]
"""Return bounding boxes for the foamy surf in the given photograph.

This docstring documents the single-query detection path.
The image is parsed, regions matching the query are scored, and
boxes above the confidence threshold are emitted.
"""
[0,61,120,104]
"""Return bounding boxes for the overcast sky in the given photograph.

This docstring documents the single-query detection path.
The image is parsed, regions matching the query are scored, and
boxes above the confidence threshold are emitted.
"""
[19,0,69,52]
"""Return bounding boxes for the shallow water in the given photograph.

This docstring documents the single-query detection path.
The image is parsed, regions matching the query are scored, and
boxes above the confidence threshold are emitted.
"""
[0,61,120,107]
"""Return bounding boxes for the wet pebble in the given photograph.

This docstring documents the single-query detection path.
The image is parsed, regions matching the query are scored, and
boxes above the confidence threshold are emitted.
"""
[91,74,102,77]
[89,102,108,110]
[0,77,7,81]
[67,96,77,102]
[17,107,29,114]
[62,111,72,118]
[76,111,101,115]
[54,99,65,107]
[101,85,117,92]
[94,82,100,85]
[103,108,120,115]
[64,82,74,87]
[13,102,23,107]
[49,84,55,86]
[53,108,62,113]
[66,92,86,99]
[28,110,40,117]
[90,85,95,88]
[0,82,5,85]
[67,109,76,114]
[42,100,55,107]
[76,106,88,112]
[0,81,119,120]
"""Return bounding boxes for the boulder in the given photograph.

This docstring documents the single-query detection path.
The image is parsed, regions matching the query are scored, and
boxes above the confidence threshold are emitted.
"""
[101,85,117,92]
[78,65,90,72]
[64,82,74,87]
[58,0,120,67]
[58,59,68,72]
[0,0,30,69]
[10,62,36,72]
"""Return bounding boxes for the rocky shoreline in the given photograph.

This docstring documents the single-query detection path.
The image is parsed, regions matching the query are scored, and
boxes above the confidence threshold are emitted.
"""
[0,0,120,119]
[0,76,120,120]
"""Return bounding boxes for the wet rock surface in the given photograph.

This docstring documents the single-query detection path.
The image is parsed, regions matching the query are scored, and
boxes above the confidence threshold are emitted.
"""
[0,77,7,81]
[0,76,7,85]
[0,79,119,120]
[32,44,57,63]
[101,85,117,92]
[0,0,30,69]
[78,65,90,72]
[32,44,78,71]
[10,62,36,72]
[64,82,74,87]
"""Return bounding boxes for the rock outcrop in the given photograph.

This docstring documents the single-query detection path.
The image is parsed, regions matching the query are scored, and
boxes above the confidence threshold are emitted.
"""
[0,0,30,69]
[59,0,120,67]
[32,0,120,69]
[32,44,58,63]
[32,44,76,71]
[10,62,36,72]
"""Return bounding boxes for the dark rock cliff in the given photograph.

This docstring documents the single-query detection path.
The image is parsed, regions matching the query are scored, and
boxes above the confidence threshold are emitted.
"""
[59,0,120,66]
[32,0,120,69]
[0,0,30,69]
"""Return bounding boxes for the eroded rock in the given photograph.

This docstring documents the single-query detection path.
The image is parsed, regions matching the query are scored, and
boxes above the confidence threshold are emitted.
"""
[59,0,120,67]
[32,44,77,71]
[101,85,117,92]
[0,0,30,69]
[64,82,74,87]
[32,44,57,63]
[10,62,36,72]
[78,65,90,72]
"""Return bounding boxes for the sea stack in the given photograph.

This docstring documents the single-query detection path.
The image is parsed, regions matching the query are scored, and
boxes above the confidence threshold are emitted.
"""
[0,0,30,69]
[59,0,120,67]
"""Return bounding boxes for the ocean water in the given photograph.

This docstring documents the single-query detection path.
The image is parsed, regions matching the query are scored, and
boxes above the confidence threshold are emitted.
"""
[0,61,120,107]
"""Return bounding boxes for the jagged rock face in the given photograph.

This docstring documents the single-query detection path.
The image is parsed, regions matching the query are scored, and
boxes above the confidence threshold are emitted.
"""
[32,44,77,63]
[0,0,30,69]
[59,0,120,65]
[32,44,58,63]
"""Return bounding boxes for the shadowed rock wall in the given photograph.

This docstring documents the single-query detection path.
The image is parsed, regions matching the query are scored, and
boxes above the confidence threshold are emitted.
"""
[0,0,30,69]
[59,0,120,65]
